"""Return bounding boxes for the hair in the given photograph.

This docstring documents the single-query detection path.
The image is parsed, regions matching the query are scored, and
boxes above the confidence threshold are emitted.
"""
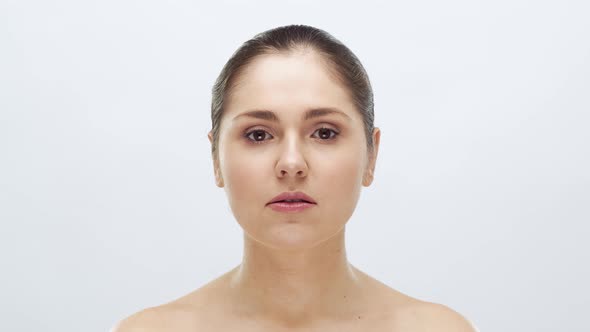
[210,24,375,160]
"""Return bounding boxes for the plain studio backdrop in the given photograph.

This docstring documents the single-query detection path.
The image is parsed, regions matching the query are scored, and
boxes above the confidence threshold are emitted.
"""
[1,0,588,331]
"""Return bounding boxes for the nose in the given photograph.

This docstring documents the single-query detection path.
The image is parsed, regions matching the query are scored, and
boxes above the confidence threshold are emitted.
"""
[275,134,309,179]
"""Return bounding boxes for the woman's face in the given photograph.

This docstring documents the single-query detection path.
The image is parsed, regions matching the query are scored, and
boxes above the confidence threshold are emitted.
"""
[209,51,379,250]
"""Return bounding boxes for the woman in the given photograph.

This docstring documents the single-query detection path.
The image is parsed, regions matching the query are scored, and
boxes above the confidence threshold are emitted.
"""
[113,24,477,332]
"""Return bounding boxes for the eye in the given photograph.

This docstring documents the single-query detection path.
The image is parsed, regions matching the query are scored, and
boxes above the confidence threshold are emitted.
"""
[244,129,273,144]
[312,127,340,141]
[244,127,340,144]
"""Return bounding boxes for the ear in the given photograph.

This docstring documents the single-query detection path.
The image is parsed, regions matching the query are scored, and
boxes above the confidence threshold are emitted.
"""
[362,127,381,187]
[208,131,224,188]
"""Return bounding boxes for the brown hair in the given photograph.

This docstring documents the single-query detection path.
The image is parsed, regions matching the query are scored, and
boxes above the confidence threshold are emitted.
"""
[210,24,375,160]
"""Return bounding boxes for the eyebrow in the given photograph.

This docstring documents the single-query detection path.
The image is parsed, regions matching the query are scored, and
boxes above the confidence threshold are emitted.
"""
[232,107,352,123]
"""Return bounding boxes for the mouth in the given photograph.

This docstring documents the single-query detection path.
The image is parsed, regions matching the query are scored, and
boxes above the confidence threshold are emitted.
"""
[267,191,317,206]
[268,199,315,205]
[267,200,316,213]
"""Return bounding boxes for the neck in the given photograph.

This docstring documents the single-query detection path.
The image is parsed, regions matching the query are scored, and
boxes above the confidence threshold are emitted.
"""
[226,227,369,327]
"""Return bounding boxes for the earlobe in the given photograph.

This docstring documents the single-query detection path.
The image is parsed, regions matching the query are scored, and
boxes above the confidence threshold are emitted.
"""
[362,128,380,187]
[362,168,374,187]
[208,131,213,144]
[213,159,224,188]
[362,152,375,186]
[208,131,224,188]
[215,170,224,188]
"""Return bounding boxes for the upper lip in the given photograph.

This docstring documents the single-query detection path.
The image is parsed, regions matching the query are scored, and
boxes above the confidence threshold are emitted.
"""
[267,191,317,205]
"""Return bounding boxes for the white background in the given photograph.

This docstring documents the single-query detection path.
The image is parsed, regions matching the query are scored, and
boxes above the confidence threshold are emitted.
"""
[1,1,588,331]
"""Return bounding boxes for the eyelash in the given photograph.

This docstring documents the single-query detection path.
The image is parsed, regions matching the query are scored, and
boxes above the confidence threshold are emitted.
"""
[244,127,340,145]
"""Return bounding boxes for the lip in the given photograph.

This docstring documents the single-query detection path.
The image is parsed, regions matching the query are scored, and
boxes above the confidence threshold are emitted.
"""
[268,201,315,213]
[267,191,317,205]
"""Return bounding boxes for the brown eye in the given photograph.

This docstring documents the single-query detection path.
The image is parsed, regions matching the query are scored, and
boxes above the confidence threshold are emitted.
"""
[313,127,339,140]
[245,129,273,144]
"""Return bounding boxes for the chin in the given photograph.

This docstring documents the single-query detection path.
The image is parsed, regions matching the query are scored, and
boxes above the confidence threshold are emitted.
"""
[244,220,344,251]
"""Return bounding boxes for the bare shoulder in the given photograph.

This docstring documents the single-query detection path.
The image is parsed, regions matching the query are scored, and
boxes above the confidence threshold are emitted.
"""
[110,303,202,332]
[110,271,234,332]
[354,268,479,331]
[392,299,479,332]
[357,269,477,331]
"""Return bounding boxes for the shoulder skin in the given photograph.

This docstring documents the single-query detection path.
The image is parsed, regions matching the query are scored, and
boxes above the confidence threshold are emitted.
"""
[414,301,479,332]
[110,304,200,332]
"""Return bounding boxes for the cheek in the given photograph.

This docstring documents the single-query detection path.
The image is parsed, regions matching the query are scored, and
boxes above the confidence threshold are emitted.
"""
[311,151,365,231]
[322,150,365,191]
[221,147,268,201]
[314,149,365,220]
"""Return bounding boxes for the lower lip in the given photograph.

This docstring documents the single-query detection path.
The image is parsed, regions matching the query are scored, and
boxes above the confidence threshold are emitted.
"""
[268,201,315,212]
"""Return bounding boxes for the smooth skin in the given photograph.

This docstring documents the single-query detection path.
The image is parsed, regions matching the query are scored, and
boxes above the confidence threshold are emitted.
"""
[112,48,478,332]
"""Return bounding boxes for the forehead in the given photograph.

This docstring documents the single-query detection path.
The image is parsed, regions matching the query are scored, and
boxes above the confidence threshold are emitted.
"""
[224,51,357,121]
